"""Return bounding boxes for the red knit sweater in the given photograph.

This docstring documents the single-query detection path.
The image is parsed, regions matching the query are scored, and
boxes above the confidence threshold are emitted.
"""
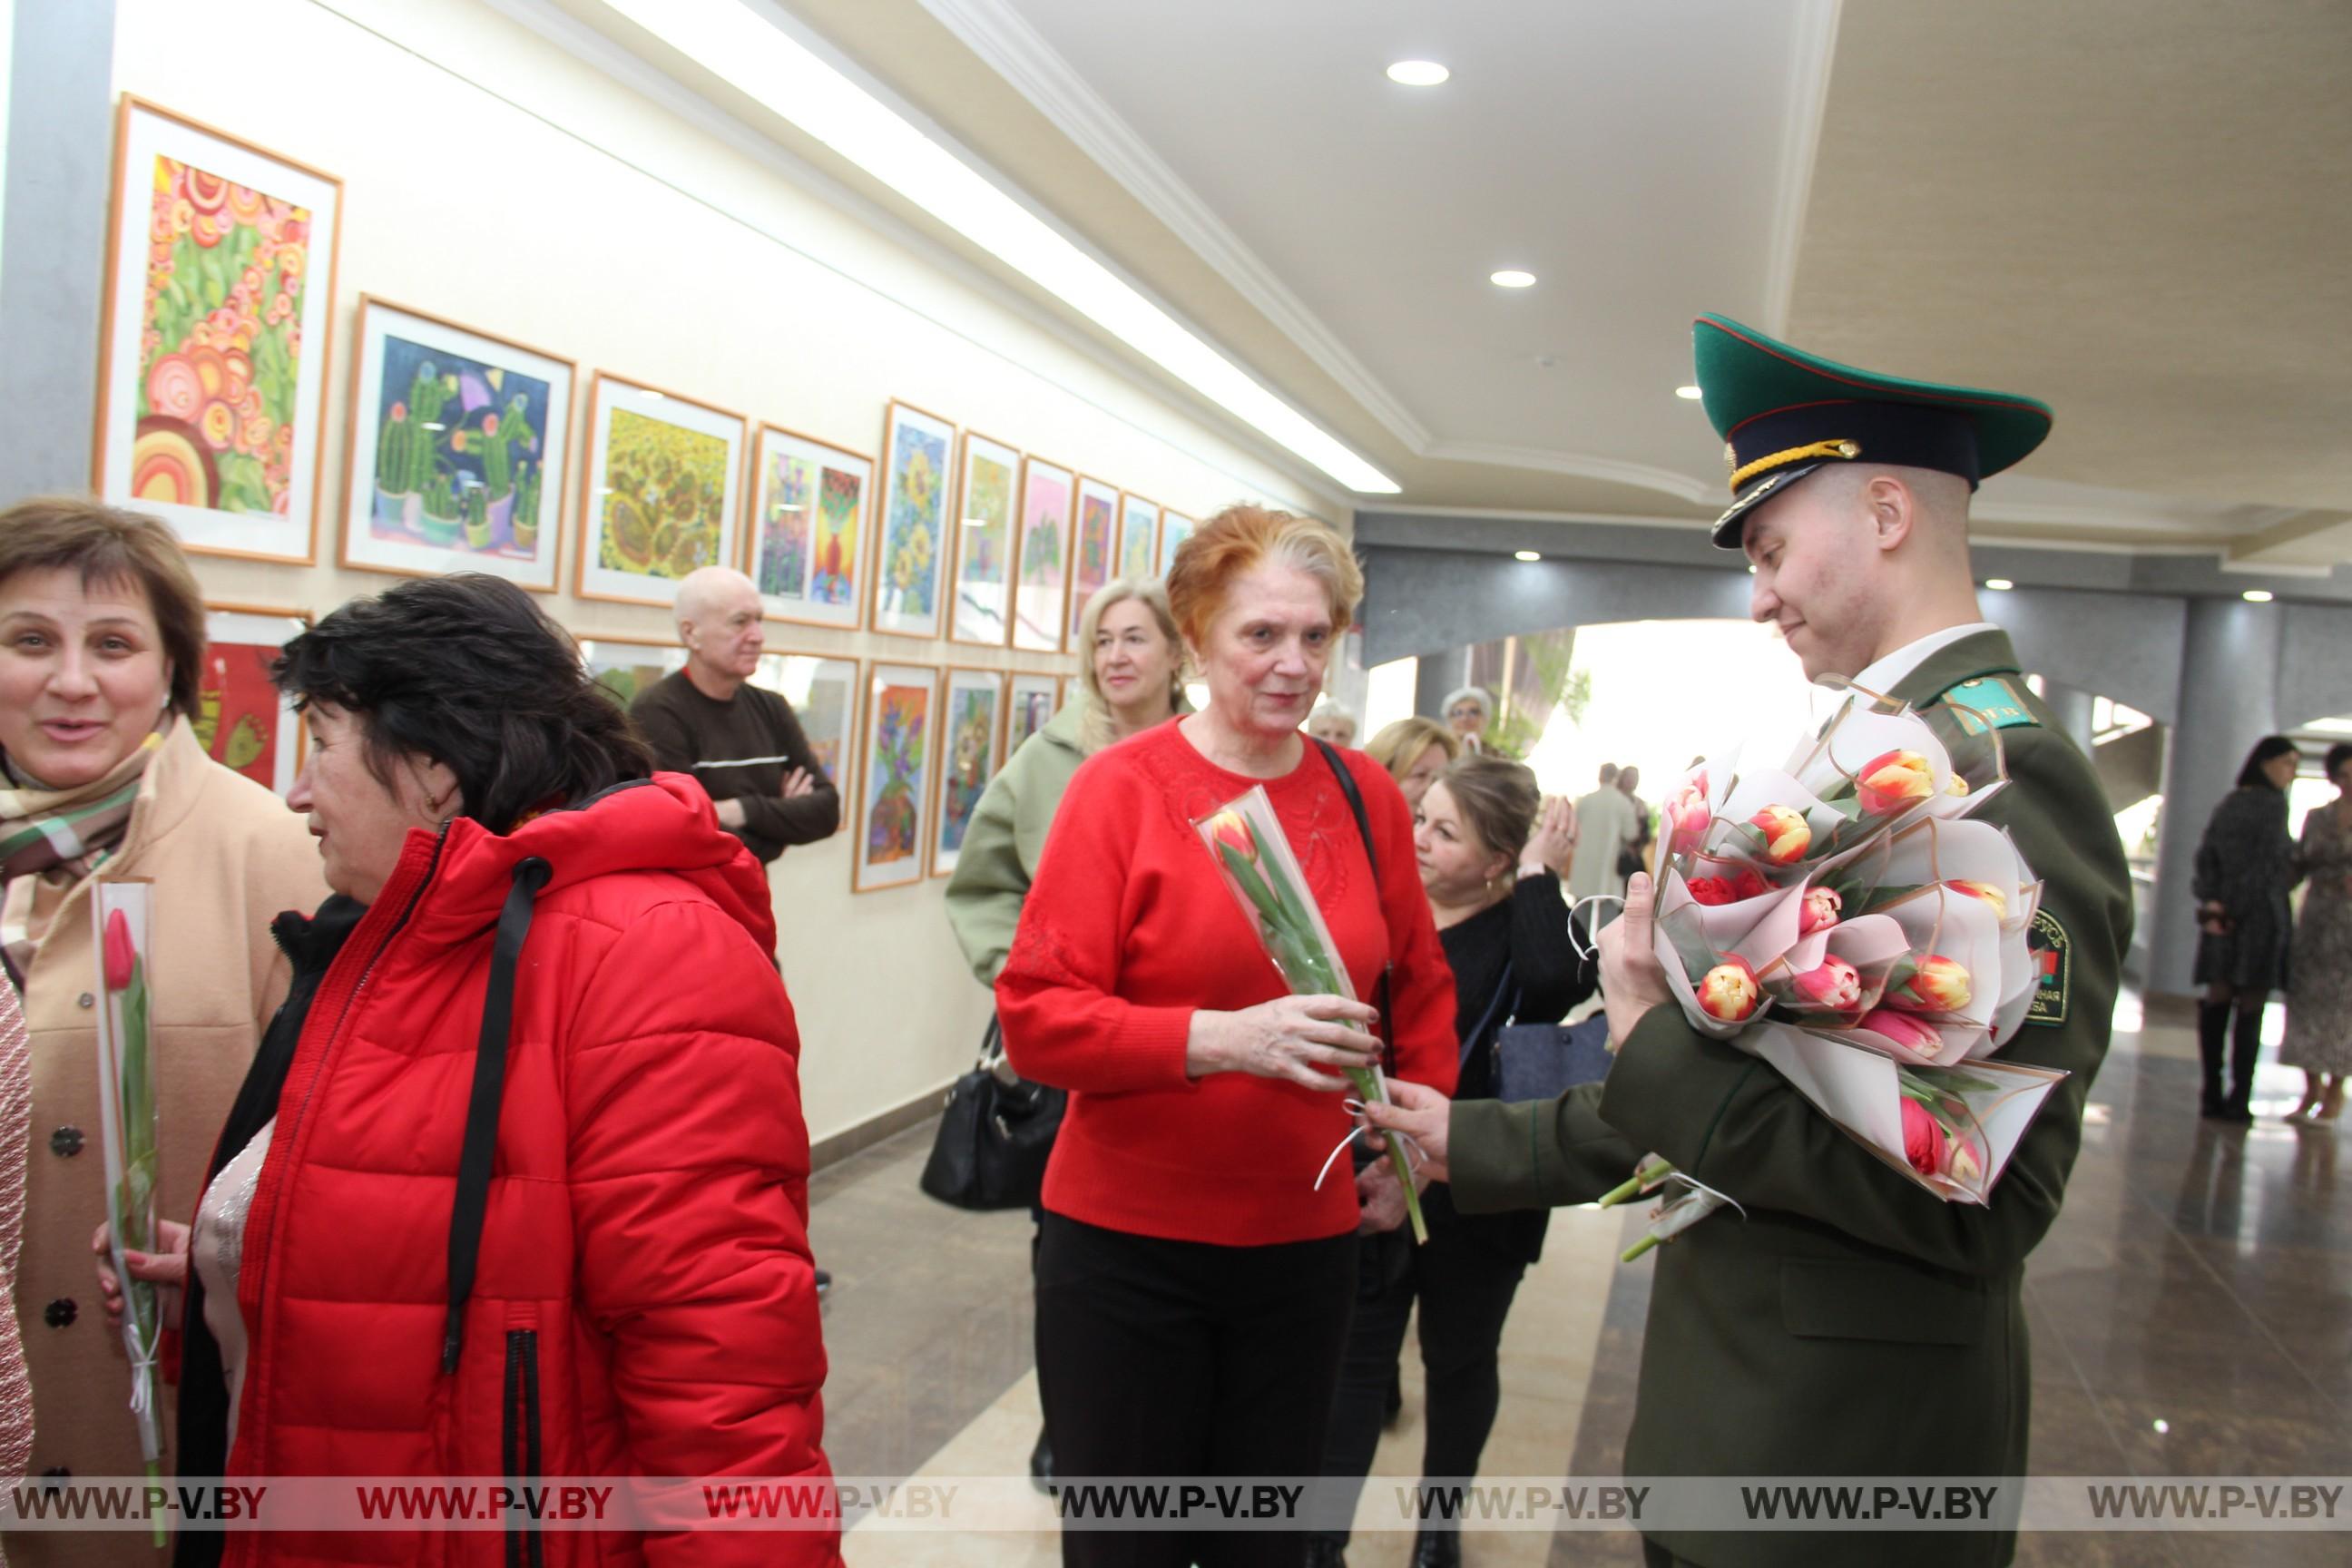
[996,720,1458,1245]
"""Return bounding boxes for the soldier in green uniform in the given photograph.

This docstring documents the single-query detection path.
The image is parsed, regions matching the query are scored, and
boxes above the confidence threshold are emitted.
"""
[1364,315,2134,1568]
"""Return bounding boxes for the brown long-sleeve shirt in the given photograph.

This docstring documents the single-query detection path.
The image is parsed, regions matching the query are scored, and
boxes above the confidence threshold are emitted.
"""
[629,669,841,864]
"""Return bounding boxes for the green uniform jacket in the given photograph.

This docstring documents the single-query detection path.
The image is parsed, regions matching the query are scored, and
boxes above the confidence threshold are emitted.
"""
[944,702,1089,985]
[1450,630,2132,1568]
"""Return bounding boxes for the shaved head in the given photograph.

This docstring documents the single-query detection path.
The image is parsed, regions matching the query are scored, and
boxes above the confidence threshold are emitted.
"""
[674,566,760,634]
[675,567,765,691]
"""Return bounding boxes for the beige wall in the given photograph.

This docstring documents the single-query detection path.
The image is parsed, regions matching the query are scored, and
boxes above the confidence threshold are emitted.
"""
[113,0,1338,1142]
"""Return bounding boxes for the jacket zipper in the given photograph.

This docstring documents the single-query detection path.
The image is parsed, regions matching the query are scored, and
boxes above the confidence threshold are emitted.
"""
[503,1328,544,1568]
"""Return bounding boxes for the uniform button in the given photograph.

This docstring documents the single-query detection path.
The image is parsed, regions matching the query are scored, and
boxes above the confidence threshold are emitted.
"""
[49,1126,83,1158]
[76,992,94,1009]
[44,1298,75,1328]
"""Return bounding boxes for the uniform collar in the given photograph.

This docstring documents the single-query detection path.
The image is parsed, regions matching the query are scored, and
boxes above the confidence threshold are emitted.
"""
[1847,622,2002,697]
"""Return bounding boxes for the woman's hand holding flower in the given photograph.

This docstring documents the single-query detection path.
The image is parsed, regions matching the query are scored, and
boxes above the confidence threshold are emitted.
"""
[1186,995,1382,1090]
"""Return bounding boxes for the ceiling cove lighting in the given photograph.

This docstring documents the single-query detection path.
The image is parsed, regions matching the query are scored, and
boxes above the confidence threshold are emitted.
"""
[1386,60,1450,86]
[2243,590,2275,603]
[1983,578,2014,591]
[595,0,1400,495]
[1514,550,1542,563]
[1490,270,1537,289]
[1674,385,1702,401]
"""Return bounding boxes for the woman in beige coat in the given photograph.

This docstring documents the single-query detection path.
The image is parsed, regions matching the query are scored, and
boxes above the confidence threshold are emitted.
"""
[0,498,324,1560]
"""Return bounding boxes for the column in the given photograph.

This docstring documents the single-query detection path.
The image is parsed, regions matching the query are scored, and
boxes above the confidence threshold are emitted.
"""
[2147,599,2283,995]
[0,0,116,503]
[1415,651,1469,720]
[2041,680,2098,759]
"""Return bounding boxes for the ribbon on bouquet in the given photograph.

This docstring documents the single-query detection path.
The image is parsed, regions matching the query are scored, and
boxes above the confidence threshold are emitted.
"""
[1314,1097,1431,1197]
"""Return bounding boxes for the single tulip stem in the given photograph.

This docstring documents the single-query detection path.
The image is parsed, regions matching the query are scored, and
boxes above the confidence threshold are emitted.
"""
[1621,1233,1661,1263]
[1597,1160,1675,1209]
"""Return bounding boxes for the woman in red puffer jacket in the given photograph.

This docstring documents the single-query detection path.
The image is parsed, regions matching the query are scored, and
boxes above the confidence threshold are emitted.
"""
[97,576,838,1567]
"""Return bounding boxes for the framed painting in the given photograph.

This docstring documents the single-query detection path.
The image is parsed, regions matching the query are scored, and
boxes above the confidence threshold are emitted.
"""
[1158,510,1196,577]
[200,604,309,796]
[854,663,938,892]
[1011,456,1074,654]
[751,652,860,791]
[339,297,574,591]
[948,430,1018,646]
[1005,671,1060,758]
[748,426,872,630]
[872,400,957,640]
[1067,475,1118,649]
[95,98,344,563]
[577,636,685,712]
[1117,493,1160,584]
[930,668,1004,878]
[576,373,745,608]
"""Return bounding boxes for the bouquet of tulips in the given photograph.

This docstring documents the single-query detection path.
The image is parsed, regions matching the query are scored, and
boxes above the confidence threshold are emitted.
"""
[92,882,168,1544]
[1602,688,2067,1256]
[1197,789,1430,1243]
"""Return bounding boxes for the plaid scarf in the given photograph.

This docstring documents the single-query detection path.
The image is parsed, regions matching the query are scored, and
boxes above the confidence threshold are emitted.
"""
[0,732,162,992]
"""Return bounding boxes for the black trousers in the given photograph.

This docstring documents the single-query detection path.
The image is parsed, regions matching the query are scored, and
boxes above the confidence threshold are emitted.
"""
[1034,1212,1358,1568]
[1319,1189,1531,1542]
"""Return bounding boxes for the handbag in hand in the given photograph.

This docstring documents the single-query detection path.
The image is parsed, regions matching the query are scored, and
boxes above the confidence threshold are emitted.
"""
[917,1016,1066,1211]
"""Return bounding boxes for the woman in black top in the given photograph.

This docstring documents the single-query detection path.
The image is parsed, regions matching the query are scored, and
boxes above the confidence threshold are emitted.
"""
[1314,756,1592,1568]
[2193,736,2300,1122]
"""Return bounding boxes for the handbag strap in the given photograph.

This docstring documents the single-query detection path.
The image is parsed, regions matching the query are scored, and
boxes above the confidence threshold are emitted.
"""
[1313,740,1396,1071]
[1464,959,1517,1066]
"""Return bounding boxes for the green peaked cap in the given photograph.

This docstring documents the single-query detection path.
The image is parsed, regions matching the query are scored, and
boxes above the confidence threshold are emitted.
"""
[1692,313,2054,547]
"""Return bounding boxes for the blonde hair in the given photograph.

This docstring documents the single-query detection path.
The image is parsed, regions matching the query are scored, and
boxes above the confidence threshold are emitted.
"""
[1164,504,1364,650]
[1074,576,1183,756]
[1365,717,1460,786]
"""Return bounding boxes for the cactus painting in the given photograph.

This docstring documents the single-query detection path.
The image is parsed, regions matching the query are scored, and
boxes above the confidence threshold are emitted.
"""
[341,299,575,592]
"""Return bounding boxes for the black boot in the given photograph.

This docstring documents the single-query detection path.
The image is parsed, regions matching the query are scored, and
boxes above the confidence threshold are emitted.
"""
[2197,1001,2230,1117]
[1410,1524,1463,1567]
[1303,1533,1348,1568]
[2226,1001,2265,1121]
[1028,1426,1055,1494]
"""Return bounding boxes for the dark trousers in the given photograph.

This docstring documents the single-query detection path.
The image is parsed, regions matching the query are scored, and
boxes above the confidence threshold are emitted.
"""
[1319,1190,1531,1543]
[1034,1211,1358,1568]
[2198,995,2266,1112]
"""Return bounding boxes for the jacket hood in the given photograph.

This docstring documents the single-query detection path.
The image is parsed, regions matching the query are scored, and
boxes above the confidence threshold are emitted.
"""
[1039,700,1089,754]
[405,772,776,954]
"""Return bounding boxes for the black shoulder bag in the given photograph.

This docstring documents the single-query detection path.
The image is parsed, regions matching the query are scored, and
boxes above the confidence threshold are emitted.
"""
[917,1015,1066,1211]
[1314,740,1396,1065]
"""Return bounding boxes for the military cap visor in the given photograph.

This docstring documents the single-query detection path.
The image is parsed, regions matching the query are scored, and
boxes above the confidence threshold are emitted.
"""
[1693,313,2054,548]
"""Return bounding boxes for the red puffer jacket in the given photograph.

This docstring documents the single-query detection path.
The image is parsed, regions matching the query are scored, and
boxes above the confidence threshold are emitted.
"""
[217,776,837,1565]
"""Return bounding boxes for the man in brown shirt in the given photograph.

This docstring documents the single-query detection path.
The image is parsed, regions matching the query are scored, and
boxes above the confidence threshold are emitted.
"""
[629,567,840,867]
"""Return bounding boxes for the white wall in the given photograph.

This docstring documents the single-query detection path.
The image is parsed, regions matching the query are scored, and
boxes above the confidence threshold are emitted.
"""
[0,0,15,296]
[113,0,1337,1144]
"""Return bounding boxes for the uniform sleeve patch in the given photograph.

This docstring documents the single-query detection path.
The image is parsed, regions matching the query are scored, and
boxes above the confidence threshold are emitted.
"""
[1945,676,2041,730]
[2025,909,2071,1027]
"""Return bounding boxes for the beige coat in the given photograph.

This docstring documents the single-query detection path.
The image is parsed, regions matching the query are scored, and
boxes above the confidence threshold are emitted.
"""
[5,720,324,1563]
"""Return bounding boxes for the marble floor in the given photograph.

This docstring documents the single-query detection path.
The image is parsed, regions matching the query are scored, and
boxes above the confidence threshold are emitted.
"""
[807,995,2348,1565]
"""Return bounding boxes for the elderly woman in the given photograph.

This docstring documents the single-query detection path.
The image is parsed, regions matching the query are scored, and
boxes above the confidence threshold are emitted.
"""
[1441,685,1495,755]
[2193,736,2300,1123]
[0,497,322,1537]
[1365,717,1460,811]
[1306,705,1357,749]
[946,575,1185,1489]
[997,506,1456,1568]
[98,575,835,1567]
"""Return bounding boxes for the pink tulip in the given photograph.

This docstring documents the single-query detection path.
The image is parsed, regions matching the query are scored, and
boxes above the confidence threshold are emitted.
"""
[1856,749,1935,815]
[1945,880,2008,921]
[1798,886,1843,935]
[1208,809,1255,862]
[1663,780,1710,854]
[1901,1099,1948,1177]
[1792,956,1862,1011]
[1749,804,1811,867]
[103,909,137,992]
[1861,1008,1945,1055]
[1697,956,1761,1024]
[1945,1129,1985,1187]
[1892,954,1973,1013]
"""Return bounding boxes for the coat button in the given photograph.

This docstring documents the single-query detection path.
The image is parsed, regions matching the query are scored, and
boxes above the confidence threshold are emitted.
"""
[76,993,94,1009]
[49,1126,83,1158]
[44,1298,76,1328]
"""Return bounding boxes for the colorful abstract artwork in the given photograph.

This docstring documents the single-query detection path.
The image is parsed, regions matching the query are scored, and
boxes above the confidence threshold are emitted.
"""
[1158,510,1196,578]
[1117,494,1160,584]
[749,426,871,630]
[1067,475,1119,648]
[199,608,309,796]
[98,102,342,561]
[855,663,937,891]
[931,669,1004,877]
[950,432,1019,646]
[1012,457,1073,654]
[873,402,956,639]
[752,653,859,789]
[340,299,573,590]
[1005,672,1060,758]
[577,375,744,607]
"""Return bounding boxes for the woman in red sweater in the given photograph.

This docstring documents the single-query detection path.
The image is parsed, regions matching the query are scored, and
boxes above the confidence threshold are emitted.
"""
[996,505,1457,1568]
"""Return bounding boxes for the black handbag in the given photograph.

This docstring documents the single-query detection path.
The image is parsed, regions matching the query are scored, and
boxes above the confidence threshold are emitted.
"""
[917,1017,1066,1211]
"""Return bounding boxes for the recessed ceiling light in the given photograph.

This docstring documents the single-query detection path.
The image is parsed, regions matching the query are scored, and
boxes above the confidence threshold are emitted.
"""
[1984,578,2014,591]
[1386,60,1449,86]
[1674,385,1702,401]
[1490,270,1536,289]
[2243,590,2276,603]
[1514,551,1541,563]
[589,0,1399,495]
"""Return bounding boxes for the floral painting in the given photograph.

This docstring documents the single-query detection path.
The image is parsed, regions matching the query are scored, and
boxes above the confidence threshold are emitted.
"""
[577,375,745,607]
[99,103,341,561]
[856,664,937,891]
[873,402,956,638]
[1012,458,1073,653]
[747,426,870,629]
[1068,476,1118,647]
[200,608,309,796]
[931,671,1004,877]
[951,433,1018,645]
